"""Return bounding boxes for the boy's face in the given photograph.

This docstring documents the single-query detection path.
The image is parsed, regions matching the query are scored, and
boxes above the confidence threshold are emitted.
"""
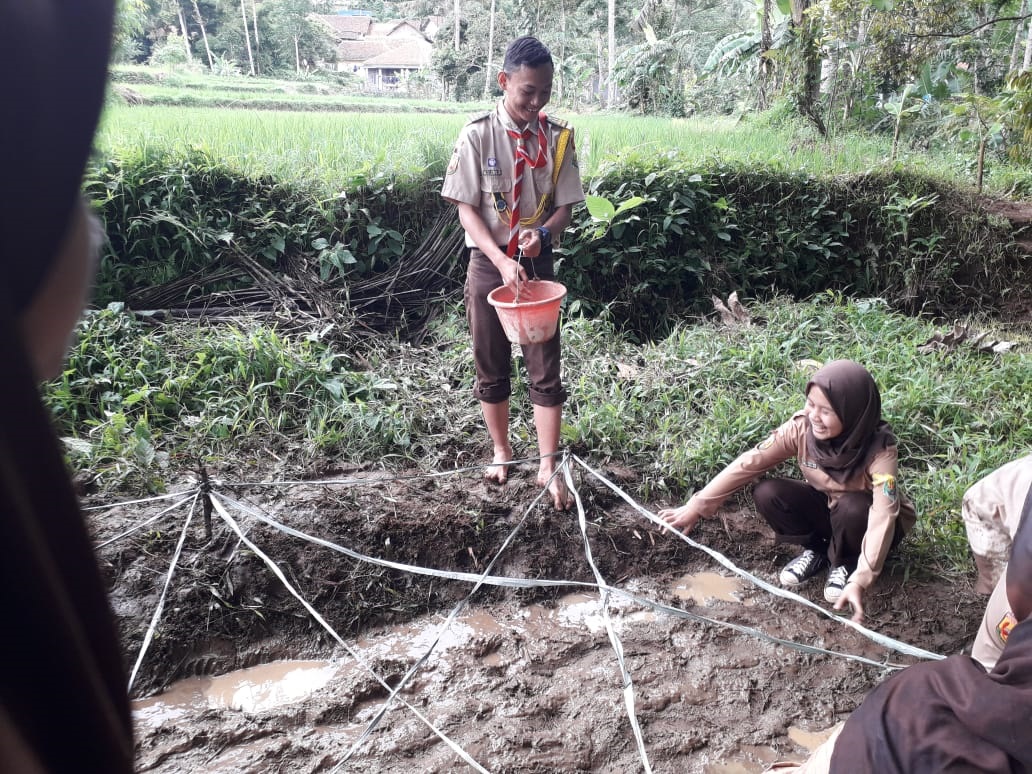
[498,63,553,126]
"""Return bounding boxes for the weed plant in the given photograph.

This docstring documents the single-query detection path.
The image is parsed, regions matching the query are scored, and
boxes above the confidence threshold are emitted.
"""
[47,294,1029,577]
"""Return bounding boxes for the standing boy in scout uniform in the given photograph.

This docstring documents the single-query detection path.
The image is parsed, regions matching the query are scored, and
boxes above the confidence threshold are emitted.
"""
[441,36,584,510]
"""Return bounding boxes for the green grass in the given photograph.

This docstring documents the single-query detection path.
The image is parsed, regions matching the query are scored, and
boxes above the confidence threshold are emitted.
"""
[96,102,1032,197]
[116,83,485,114]
[47,294,1031,578]
[96,107,470,187]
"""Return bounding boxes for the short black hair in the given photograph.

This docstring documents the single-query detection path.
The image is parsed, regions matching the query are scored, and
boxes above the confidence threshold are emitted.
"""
[502,36,552,73]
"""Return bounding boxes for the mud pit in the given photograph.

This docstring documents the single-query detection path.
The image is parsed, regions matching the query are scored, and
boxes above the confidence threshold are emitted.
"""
[90,456,984,773]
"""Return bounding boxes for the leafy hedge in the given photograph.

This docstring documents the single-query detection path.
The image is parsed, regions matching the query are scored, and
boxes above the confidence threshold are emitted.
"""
[85,148,440,302]
[562,151,1024,338]
[86,148,1024,335]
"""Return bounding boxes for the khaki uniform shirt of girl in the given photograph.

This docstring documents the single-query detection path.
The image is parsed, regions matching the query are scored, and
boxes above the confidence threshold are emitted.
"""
[691,412,917,590]
[441,101,585,246]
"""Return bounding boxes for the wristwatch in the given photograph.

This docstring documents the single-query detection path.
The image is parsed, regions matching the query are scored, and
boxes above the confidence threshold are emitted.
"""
[536,226,551,246]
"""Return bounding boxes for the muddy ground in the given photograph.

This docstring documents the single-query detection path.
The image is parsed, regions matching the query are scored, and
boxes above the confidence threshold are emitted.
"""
[87,454,985,773]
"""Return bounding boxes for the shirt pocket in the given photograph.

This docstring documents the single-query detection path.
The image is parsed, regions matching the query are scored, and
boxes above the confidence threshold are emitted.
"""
[530,164,555,196]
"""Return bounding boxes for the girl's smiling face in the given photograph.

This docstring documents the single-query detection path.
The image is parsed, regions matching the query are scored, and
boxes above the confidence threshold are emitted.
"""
[805,385,845,440]
[498,63,553,127]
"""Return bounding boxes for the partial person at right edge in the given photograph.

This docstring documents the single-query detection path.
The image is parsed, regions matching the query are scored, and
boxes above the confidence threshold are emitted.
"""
[961,452,1032,670]
[766,475,1032,773]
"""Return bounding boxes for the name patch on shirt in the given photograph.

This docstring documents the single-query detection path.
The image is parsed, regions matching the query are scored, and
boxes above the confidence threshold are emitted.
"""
[482,167,502,177]
[872,473,897,500]
[801,460,818,469]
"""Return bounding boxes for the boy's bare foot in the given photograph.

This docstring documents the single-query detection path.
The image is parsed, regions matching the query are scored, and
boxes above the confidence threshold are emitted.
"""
[485,448,512,484]
[537,470,573,510]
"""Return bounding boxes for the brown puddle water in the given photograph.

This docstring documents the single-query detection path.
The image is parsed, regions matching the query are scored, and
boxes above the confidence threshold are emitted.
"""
[133,660,337,724]
[705,726,839,773]
[134,574,816,770]
[671,571,749,605]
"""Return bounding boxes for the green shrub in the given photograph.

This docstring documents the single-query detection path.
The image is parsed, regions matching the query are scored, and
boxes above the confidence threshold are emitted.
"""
[560,153,1023,340]
[85,148,446,303]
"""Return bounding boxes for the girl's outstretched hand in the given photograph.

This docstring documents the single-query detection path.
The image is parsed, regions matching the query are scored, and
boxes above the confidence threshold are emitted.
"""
[658,501,704,533]
[834,582,865,623]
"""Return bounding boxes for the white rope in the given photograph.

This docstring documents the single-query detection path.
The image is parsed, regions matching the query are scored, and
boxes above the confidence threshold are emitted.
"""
[219,493,593,590]
[97,493,197,548]
[82,489,197,511]
[572,454,945,662]
[128,490,201,692]
[563,458,653,774]
[219,491,917,670]
[334,479,555,771]
[208,493,491,774]
[605,585,899,669]
[217,453,556,489]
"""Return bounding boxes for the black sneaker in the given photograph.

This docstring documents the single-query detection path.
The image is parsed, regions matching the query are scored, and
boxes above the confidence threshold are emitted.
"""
[824,565,849,603]
[779,549,828,586]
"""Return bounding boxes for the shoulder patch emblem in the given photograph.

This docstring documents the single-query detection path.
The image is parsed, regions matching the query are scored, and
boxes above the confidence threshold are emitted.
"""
[872,473,897,500]
[757,435,776,451]
[998,612,1017,643]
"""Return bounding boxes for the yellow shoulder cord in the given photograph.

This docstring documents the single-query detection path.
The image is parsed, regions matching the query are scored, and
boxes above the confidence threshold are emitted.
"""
[495,127,572,226]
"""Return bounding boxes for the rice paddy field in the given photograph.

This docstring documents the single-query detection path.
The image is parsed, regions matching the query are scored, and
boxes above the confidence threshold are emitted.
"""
[96,101,1032,196]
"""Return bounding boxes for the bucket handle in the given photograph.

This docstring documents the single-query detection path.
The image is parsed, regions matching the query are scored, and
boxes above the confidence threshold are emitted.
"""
[513,249,541,304]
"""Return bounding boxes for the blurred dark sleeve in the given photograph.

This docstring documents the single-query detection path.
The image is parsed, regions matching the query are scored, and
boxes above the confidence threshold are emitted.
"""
[1007,483,1032,621]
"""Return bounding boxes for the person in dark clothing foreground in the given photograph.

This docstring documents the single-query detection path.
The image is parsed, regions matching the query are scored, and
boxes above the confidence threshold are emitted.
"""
[0,2,135,771]
[768,483,1032,773]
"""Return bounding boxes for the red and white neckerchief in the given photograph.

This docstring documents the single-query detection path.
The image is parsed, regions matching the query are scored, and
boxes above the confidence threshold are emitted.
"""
[505,112,549,258]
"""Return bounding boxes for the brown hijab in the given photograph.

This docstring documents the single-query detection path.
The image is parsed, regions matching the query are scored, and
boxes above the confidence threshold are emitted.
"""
[805,360,896,483]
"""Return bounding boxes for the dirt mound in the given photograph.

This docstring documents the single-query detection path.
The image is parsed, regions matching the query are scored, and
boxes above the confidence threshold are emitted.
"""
[91,458,983,772]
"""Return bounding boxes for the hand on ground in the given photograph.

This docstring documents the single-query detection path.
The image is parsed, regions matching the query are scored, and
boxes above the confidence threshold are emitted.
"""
[834,582,865,623]
[657,502,703,533]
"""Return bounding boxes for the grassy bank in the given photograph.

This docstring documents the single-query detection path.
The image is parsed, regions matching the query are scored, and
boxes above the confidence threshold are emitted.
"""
[89,100,1031,338]
[47,295,1031,575]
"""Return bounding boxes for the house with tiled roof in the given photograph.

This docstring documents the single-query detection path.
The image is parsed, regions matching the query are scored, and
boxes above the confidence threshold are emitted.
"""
[313,14,434,89]
[317,14,373,39]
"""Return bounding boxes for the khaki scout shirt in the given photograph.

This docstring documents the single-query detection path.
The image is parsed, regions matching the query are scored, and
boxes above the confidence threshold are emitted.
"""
[962,453,1032,587]
[688,412,917,590]
[441,100,585,249]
